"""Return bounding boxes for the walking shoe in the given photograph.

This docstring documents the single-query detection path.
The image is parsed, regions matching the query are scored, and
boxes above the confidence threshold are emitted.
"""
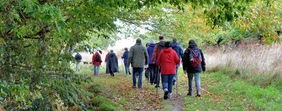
[169,93,173,99]
[164,90,169,99]
[196,94,201,97]
[187,92,192,96]
[132,86,136,88]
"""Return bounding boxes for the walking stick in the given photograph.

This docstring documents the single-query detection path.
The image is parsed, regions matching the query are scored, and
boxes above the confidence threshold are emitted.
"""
[176,72,179,97]
[122,62,126,76]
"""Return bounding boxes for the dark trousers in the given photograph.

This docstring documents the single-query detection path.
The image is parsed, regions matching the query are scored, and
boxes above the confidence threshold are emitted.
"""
[109,65,114,76]
[149,64,160,87]
[124,62,130,75]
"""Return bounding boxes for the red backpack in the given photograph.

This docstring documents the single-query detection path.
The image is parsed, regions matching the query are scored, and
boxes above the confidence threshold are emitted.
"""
[189,48,202,67]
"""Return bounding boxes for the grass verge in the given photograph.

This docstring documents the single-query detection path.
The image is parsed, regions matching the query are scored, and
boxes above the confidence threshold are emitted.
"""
[183,71,282,111]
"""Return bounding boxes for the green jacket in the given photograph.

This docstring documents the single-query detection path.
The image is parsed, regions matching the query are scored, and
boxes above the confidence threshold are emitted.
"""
[128,43,148,68]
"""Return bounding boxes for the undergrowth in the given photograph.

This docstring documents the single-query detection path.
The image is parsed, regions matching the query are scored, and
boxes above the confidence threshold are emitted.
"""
[0,69,117,111]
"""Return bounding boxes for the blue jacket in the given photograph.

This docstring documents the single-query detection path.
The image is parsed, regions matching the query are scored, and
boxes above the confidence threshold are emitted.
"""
[121,50,129,64]
[171,41,184,58]
[147,43,155,64]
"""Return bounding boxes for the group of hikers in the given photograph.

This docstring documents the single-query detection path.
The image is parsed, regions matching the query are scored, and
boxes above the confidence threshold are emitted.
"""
[75,36,206,99]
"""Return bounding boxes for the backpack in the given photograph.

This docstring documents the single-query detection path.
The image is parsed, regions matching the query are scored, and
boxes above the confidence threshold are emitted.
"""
[75,53,82,61]
[189,48,202,67]
[95,54,101,62]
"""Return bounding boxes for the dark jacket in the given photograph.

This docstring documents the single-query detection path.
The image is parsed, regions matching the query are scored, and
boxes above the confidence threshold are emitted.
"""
[170,41,184,58]
[106,52,119,73]
[128,42,148,68]
[121,50,129,64]
[151,41,165,64]
[182,45,206,74]
[75,53,82,61]
[147,43,155,64]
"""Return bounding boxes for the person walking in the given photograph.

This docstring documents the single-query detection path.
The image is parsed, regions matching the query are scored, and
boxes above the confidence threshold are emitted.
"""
[182,40,206,97]
[122,48,131,75]
[157,41,180,99]
[74,52,82,71]
[151,36,165,88]
[147,40,158,84]
[106,50,119,76]
[92,49,102,76]
[128,38,149,89]
[170,38,184,84]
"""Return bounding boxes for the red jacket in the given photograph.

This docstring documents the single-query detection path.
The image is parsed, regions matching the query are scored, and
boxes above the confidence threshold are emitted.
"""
[156,48,180,75]
[92,52,102,66]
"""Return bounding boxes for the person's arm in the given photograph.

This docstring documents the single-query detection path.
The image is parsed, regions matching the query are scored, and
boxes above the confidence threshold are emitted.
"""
[144,47,149,65]
[182,49,189,72]
[99,54,102,63]
[151,45,158,64]
[179,45,184,58]
[105,53,109,62]
[156,51,162,66]
[127,47,133,67]
[115,55,119,67]
[121,52,125,59]
[92,54,95,64]
[200,49,206,72]
[174,51,180,65]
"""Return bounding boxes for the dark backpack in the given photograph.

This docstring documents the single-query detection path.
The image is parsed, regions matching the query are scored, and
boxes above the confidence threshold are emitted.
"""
[189,48,202,67]
[95,54,101,62]
[75,53,82,61]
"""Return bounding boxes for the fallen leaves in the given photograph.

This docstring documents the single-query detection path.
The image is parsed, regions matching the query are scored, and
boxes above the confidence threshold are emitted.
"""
[91,74,162,110]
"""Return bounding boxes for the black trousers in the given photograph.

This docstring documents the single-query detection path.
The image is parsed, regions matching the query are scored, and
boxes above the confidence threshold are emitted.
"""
[148,64,160,86]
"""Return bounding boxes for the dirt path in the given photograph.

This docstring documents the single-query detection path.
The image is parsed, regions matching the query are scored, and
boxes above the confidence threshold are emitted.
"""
[91,73,189,111]
[170,95,184,111]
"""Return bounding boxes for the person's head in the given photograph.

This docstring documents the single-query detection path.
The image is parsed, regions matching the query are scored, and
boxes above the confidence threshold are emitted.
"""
[125,48,128,51]
[149,39,154,44]
[159,35,164,41]
[136,38,142,44]
[172,38,177,43]
[99,50,102,54]
[188,40,198,48]
[164,41,171,48]
[146,43,149,47]
[110,50,113,53]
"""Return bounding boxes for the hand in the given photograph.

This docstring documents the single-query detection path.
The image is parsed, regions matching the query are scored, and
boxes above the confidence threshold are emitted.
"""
[144,65,149,69]
[183,70,187,74]
[202,66,206,72]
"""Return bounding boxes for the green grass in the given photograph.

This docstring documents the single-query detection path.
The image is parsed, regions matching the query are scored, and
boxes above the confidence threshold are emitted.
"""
[208,66,282,87]
[183,72,282,111]
[75,64,282,111]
